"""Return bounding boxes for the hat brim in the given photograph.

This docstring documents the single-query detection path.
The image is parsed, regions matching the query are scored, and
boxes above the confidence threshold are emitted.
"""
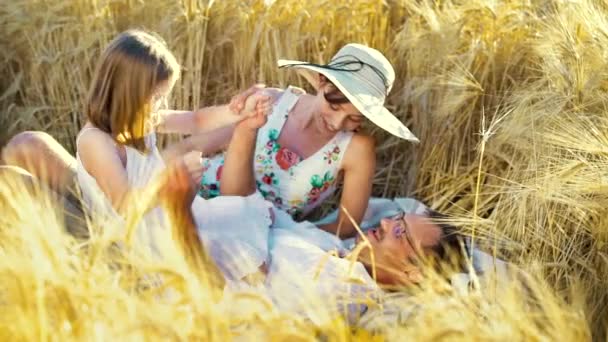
[278,59,419,142]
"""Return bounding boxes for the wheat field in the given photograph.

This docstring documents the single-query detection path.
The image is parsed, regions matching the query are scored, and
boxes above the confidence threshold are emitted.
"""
[1,0,607,340]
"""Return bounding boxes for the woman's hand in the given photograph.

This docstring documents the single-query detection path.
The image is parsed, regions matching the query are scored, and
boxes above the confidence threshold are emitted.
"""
[230,84,273,130]
[238,92,273,130]
[220,92,271,196]
[229,84,266,114]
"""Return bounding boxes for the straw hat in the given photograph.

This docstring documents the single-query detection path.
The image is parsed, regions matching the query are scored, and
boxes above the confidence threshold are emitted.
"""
[278,43,418,142]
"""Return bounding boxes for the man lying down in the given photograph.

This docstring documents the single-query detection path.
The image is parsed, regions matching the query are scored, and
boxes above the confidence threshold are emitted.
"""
[200,193,478,326]
[0,162,481,327]
[259,205,471,325]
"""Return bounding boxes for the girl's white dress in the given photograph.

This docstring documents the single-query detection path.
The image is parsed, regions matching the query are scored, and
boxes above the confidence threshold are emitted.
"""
[75,128,272,282]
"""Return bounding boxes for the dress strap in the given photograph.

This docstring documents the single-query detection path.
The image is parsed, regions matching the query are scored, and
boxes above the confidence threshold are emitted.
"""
[334,131,354,169]
[76,126,103,147]
[144,132,157,149]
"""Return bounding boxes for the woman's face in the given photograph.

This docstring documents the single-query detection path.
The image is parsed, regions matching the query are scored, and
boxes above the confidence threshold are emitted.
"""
[313,81,364,134]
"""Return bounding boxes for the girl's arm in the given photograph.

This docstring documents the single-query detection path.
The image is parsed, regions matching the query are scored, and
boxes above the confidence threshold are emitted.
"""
[157,107,240,135]
[77,129,143,214]
[157,86,275,165]
[78,128,206,217]
[159,125,234,165]
[159,88,276,165]
[157,84,268,135]
[318,135,376,238]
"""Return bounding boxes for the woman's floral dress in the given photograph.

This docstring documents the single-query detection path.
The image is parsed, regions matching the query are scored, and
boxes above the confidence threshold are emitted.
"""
[199,86,353,220]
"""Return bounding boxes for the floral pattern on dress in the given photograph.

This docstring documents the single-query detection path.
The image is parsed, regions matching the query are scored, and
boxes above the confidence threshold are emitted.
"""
[306,171,335,205]
[198,158,223,198]
[257,181,283,208]
[323,145,341,165]
[276,146,301,170]
[255,127,302,177]
[261,172,279,186]
[256,130,280,164]
[254,119,343,214]
[199,86,352,220]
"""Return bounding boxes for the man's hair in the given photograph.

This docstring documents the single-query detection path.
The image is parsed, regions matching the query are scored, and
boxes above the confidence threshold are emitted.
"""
[425,209,470,273]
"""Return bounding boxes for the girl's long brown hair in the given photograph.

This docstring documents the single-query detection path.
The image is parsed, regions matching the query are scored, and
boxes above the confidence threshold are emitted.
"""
[85,30,179,152]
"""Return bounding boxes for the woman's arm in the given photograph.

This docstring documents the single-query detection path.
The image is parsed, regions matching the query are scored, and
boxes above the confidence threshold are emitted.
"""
[318,135,376,238]
[220,93,274,196]
[220,124,259,196]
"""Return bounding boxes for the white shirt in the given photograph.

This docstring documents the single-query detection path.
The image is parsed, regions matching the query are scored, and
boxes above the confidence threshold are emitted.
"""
[266,211,380,325]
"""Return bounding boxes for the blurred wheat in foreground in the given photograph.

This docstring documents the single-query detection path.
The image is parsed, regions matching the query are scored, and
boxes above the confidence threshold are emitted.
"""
[1,0,607,340]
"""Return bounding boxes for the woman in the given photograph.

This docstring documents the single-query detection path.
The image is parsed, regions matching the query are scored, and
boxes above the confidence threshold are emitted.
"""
[210,43,419,238]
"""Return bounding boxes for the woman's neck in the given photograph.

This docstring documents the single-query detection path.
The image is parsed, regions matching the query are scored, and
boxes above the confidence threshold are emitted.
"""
[290,94,315,127]
[293,94,334,139]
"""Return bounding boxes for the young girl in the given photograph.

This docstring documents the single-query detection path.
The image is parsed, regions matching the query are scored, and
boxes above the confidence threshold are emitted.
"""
[203,44,419,238]
[76,29,273,282]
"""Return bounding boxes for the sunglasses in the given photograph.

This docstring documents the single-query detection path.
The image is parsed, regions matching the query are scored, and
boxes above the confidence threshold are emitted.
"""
[381,212,421,263]
[383,211,474,266]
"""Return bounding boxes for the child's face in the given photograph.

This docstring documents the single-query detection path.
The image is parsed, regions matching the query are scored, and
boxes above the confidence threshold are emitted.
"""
[151,79,174,112]
[151,94,167,114]
[148,79,176,129]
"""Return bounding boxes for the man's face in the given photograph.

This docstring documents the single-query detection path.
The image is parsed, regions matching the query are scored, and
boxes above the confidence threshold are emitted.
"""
[354,213,442,285]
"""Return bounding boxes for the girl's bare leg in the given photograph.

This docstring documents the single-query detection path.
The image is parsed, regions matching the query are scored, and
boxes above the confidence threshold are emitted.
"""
[1,131,76,194]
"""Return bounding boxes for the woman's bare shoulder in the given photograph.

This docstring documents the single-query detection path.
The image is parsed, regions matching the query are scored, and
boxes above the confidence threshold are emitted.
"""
[342,133,376,169]
[348,133,376,153]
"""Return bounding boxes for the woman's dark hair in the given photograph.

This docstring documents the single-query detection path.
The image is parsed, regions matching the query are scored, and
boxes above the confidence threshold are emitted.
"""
[319,74,350,105]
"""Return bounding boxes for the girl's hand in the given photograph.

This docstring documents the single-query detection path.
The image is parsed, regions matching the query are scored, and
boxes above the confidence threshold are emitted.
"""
[229,84,266,114]
[182,150,204,184]
[158,158,198,209]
